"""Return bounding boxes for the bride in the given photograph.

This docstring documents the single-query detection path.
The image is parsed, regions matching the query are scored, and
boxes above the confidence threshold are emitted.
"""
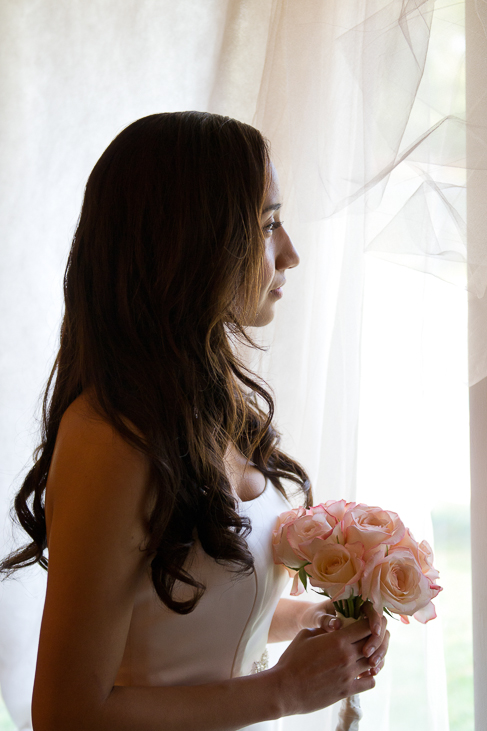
[1,112,388,730]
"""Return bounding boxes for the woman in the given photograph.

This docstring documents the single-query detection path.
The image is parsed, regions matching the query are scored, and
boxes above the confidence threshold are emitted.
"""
[1,112,388,730]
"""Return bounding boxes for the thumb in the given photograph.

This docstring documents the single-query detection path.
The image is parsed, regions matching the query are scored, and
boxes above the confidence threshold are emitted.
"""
[318,613,342,632]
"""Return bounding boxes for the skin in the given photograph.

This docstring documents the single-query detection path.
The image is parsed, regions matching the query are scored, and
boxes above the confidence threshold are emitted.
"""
[251,162,300,327]
[227,161,389,669]
[33,163,389,731]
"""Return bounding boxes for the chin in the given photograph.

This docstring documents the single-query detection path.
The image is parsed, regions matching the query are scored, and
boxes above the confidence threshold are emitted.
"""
[251,307,275,328]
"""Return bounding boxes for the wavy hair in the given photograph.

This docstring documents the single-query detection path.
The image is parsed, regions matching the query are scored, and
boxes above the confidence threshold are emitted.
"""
[0,112,312,613]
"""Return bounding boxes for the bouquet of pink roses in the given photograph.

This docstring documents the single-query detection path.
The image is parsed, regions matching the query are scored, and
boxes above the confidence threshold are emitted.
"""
[273,500,442,730]
[273,499,442,624]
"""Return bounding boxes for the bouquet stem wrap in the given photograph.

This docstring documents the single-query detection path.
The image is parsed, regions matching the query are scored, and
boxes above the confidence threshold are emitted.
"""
[335,613,362,731]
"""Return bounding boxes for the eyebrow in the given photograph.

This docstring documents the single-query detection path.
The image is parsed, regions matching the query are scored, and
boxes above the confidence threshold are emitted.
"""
[262,203,282,214]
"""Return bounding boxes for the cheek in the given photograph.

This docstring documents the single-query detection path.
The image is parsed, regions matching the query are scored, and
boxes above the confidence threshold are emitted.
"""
[260,250,274,290]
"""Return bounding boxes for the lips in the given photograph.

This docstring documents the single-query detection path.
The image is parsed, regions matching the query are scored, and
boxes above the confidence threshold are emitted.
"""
[271,280,285,292]
[269,286,284,299]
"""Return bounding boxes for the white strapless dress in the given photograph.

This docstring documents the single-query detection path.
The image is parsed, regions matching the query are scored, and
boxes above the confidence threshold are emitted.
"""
[115,478,291,730]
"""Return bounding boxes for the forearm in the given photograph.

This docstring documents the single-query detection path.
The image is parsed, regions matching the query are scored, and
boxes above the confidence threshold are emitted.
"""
[36,671,284,731]
[96,672,283,731]
[268,598,315,642]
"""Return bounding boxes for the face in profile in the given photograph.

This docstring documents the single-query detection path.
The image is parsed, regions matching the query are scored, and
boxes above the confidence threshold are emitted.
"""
[251,163,300,327]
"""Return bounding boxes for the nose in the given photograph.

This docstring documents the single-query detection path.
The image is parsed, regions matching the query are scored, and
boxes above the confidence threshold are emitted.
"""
[277,225,300,270]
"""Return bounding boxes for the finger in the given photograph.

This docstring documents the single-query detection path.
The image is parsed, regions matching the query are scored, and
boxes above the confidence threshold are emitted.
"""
[367,629,390,668]
[351,674,376,695]
[357,668,373,679]
[363,616,387,658]
[341,617,373,643]
[307,620,370,663]
[354,656,374,675]
[370,659,385,676]
[357,653,387,679]
[324,599,337,616]
[318,614,342,632]
[361,600,382,636]
[297,626,328,639]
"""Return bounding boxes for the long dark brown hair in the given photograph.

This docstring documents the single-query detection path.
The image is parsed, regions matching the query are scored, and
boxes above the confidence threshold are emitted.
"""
[1,111,311,613]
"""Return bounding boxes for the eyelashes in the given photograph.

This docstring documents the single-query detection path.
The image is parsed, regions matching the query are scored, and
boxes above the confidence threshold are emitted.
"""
[262,220,284,235]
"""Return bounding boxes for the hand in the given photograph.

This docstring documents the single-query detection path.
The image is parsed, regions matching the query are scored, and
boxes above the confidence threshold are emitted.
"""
[271,618,377,717]
[269,598,340,642]
[298,599,389,677]
[359,601,389,677]
[298,598,342,633]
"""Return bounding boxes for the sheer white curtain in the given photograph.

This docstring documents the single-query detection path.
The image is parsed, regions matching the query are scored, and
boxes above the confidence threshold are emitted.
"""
[0,1,482,729]
[466,1,487,729]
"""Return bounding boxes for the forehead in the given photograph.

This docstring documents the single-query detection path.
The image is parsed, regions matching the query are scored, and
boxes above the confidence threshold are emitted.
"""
[263,162,281,207]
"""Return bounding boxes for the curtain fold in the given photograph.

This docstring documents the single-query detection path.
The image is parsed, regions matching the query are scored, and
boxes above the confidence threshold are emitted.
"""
[0,1,478,729]
[466,1,487,729]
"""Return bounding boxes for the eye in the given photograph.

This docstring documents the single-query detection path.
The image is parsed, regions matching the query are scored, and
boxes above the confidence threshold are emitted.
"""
[262,220,284,236]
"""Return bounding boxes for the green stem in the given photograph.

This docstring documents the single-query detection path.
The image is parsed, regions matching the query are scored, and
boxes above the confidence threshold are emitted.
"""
[333,596,366,620]
[347,597,354,618]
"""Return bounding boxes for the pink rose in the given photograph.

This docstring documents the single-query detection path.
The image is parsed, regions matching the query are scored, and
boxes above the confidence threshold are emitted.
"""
[396,529,440,581]
[321,499,356,523]
[361,546,442,621]
[307,503,338,517]
[342,504,406,551]
[290,570,305,596]
[305,542,365,601]
[272,508,308,569]
[286,510,335,561]
[417,540,440,581]
[410,600,439,624]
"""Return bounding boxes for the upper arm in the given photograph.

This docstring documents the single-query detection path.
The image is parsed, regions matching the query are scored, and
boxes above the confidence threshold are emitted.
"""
[34,398,155,730]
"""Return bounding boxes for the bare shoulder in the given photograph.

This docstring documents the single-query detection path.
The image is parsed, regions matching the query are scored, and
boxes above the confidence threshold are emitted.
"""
[55,389,146,463]
[45,390,155,551]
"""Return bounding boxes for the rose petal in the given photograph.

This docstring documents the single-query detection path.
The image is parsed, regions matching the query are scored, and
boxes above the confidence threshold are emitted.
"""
[290,572,305,596]
[413,601,437,623]
[362,546,440,620]
[305,542,364,601]
[322,500,355,523]
[343,505,406,550]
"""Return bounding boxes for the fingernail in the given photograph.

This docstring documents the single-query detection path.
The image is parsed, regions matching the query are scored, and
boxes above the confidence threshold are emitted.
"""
[330,618,340,629]
[365,645,375,658]
[373,624,381,635]
[372,655,382,667]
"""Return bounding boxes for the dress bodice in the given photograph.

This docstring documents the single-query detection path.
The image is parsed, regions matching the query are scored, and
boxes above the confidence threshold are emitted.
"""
[115,479,290,691]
